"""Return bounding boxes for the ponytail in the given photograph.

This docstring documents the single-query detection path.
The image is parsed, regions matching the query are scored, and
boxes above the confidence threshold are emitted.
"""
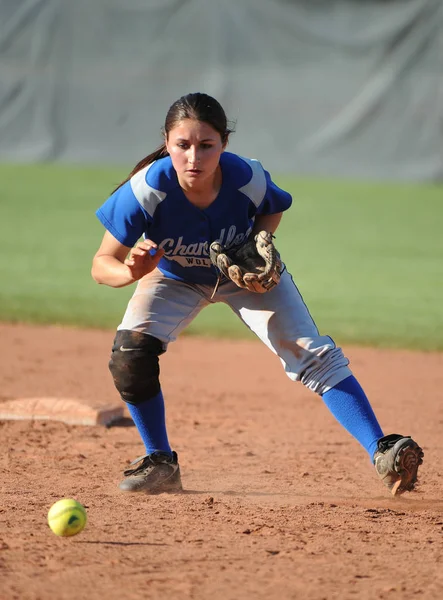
[112,143,169,193]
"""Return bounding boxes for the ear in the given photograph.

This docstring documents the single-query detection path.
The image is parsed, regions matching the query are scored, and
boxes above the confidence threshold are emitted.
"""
[162,129,169,152]
[164,138,171,155]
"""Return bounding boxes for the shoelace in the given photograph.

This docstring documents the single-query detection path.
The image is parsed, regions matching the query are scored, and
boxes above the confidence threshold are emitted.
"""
[123,452,174,476]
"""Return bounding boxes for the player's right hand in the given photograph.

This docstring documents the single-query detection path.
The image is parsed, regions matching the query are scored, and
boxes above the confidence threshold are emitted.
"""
[124,239,165,281]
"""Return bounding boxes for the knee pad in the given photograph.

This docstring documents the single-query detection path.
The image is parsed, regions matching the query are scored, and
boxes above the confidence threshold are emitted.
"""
[109,330,165,405]
[283,336,352,395]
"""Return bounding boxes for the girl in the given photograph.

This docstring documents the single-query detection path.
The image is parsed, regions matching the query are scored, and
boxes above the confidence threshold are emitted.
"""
[92,92,423,496]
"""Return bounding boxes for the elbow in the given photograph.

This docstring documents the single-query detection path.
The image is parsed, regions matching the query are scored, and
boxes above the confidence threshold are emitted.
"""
[91,270,100,285]
[91,262,103,285]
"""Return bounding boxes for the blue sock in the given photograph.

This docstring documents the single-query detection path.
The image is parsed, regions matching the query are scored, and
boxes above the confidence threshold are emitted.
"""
[126,390,172,455]
[321,375,383,460]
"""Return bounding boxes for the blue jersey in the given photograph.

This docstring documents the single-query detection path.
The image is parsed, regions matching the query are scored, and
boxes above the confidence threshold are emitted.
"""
[96,152,292,285]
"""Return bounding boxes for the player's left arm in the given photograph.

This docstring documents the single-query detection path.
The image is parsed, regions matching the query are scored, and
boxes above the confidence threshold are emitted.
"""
[252,212,283,236]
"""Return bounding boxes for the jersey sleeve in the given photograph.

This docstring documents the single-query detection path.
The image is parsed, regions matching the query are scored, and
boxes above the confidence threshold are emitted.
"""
[256,169,292,215]
[95,181,151,247]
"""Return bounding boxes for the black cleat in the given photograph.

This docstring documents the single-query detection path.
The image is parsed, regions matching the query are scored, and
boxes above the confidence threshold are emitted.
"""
[373,434,423,495]
[119,451,182,494]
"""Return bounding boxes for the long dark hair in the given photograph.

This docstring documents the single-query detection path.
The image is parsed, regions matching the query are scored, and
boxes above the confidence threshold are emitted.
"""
[113,92,235,193]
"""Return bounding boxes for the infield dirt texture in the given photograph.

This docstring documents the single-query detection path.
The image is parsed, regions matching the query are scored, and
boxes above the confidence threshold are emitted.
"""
[1,322,443,600]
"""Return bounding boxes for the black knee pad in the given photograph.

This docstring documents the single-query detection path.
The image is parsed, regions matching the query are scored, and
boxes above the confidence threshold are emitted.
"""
[109,330,165,405]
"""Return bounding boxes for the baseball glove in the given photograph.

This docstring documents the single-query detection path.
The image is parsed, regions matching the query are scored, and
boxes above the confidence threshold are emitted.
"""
[209,230,282,294]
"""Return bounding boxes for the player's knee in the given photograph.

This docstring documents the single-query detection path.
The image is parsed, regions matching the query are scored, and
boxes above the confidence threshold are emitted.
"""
[108,330,165,405]
[284,336,352,395]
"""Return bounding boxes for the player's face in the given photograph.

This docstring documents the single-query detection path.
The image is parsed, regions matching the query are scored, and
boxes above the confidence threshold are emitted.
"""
[166,119,225,189]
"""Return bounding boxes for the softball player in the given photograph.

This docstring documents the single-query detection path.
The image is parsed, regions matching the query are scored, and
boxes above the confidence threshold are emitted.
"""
[92,93,423,497]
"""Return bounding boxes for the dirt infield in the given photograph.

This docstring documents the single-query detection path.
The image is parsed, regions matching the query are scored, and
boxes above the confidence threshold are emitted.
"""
[1,322,443,600]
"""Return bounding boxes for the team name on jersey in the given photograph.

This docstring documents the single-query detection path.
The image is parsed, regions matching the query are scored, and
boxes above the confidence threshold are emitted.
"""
[158,225,253,268]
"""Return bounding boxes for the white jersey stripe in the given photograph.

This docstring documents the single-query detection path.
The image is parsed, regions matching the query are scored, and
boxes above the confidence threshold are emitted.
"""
[130,163,167,218]
[238,157,267,208]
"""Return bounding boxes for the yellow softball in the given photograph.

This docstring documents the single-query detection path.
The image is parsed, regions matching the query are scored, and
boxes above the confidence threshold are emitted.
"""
[47,499,87,537]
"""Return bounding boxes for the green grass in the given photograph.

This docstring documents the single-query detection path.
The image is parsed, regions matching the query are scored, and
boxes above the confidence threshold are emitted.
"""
[1,164,442,350]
